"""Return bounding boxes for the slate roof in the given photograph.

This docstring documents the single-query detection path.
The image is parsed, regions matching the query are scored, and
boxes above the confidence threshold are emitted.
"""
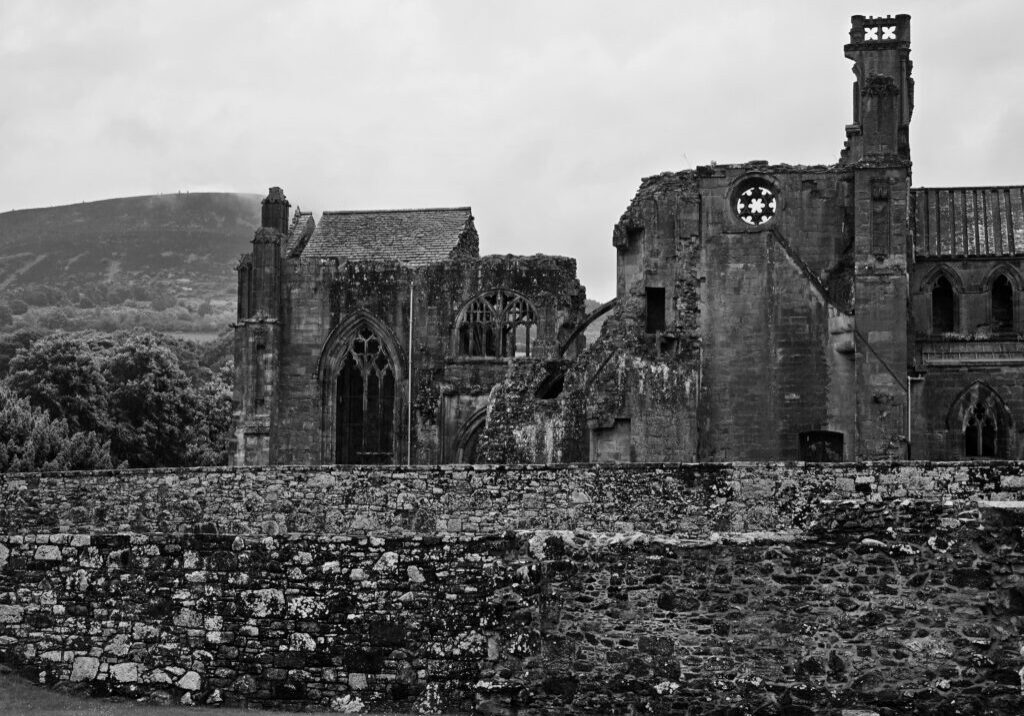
[284,211,315,257]
[301,207,474,264]
[912,187,1024,257]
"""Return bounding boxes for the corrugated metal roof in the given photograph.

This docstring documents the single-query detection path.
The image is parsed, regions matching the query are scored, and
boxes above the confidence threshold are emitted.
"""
[301,207,473,264]
[912,187,1024,257]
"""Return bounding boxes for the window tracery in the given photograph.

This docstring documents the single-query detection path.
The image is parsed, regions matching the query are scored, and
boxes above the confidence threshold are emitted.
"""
[733,179,778,226]
[457,290,538,358]
[964,402,998,458]
[337,325,395,464]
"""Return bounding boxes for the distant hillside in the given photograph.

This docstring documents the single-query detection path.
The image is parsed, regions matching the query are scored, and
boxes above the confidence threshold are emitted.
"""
[0,193,261,336]
[582,298,611,345]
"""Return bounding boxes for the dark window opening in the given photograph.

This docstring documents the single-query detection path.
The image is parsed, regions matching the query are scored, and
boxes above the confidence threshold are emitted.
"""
[964,403,998,458]
[336,326,395,464]
[992,275,1013,332]
[238,263,253,320]
[458,290,538,358]
[799,430,844,462]
[253,345,265,410]
[931,276,956,333]
[646,287,666,333]
[870,180,891,256]
[535,364,566,399]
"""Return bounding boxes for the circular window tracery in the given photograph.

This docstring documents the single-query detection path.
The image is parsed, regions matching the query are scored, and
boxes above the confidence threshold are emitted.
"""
[734,180,778,226]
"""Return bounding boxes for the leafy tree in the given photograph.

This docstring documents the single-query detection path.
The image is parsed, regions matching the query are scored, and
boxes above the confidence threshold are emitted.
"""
[151,293,177,312]
[9,299,28,316]
[101,333,198,467]
[3,330,233,469]
[0,385,112,472]
[7,333,111,435]
[185,361,234,466]
[0,329,44,377]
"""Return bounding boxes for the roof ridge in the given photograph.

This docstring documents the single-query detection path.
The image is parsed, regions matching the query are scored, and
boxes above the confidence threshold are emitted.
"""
[321,207,472,215]
[912,185,1024,191]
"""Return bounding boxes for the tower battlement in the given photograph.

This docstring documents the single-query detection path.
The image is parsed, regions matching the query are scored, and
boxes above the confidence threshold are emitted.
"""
[848,14,911,47]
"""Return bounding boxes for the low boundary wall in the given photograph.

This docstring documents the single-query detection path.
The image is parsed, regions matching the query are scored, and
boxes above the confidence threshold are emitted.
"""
[2,461,1023,536]
[1,462,1023,714]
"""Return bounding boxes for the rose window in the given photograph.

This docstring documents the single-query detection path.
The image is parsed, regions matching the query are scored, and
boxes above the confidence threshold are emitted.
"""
[735,181,777,226]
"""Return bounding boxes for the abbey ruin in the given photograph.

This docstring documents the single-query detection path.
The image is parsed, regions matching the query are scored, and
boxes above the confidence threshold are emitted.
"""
[2,14,1024,716]
[234,14,1024,467]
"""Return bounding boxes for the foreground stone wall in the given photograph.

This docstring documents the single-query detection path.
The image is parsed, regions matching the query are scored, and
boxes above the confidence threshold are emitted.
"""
[534,505,1024,714]
[0,532,536,713]
[2,461,1023,536]
[1,510,1023,713]
[2,462,1024,713]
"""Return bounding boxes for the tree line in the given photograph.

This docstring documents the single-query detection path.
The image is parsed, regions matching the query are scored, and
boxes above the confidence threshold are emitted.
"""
[0,330,232,472]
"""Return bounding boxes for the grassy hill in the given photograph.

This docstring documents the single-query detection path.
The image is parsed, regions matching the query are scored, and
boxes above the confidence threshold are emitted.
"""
[0,192,261,336]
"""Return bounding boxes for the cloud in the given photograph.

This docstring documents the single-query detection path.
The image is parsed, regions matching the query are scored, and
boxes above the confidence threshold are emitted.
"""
[3,0,1024,299]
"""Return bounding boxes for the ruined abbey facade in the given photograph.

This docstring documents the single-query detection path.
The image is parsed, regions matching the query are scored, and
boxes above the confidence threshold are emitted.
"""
[233,15,1024,465]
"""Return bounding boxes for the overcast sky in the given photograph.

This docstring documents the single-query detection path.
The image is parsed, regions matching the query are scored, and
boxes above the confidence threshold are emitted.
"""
[3,1,1024,300]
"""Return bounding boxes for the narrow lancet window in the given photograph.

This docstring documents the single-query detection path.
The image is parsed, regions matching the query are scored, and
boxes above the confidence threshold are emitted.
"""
[646,287,666,333]
[992,275,1013,332]
[931,276,956,333]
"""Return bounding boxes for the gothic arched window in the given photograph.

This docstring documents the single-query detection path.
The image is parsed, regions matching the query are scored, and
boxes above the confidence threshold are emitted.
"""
[457,291,538,358]
[964,402,998,458]
[337,326,395,464]
[992,274,1014,333]
[931,275,957,333]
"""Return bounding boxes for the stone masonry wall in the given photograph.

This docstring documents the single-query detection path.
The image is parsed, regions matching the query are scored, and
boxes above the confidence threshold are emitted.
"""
[3,462,1024,713]
[531,506,1024,714]
[2,513,1023,713]
[2,462,1023,537]
[0,532,537,713]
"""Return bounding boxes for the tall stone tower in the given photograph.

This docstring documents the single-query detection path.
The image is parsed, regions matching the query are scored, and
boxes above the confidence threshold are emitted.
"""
[841,15,913,458]
[232,187,288,465]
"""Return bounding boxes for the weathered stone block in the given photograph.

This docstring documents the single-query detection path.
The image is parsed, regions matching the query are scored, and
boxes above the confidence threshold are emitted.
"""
[0,605,24,624]
[289,632,316,651]
[34,545,61,561]
[177,670,202,691]
[110,662,140,683]
[70,656,99,682]
[241,588,284,617]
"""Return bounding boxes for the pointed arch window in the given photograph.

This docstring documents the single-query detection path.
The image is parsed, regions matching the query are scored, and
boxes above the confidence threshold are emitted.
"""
[964,402,998,458]
[992,274,1013,333]
[457,290,538,358]
[931,275,957,333]
[337,326,395,464]
[950,383,1012,460]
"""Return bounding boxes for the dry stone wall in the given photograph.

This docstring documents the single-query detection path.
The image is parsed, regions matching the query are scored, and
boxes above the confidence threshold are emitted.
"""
[0,532,538,713]
[2,461,1024,537]
[2,462,1024,714]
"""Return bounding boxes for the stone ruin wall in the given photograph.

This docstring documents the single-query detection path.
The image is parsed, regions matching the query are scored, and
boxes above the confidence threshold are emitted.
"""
[1,462,1024,714]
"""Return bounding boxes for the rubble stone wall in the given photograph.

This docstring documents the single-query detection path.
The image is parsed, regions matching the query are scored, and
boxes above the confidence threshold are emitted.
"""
[2,462,1024,713]
[1,461,1023,537]
[0,532,537,713]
